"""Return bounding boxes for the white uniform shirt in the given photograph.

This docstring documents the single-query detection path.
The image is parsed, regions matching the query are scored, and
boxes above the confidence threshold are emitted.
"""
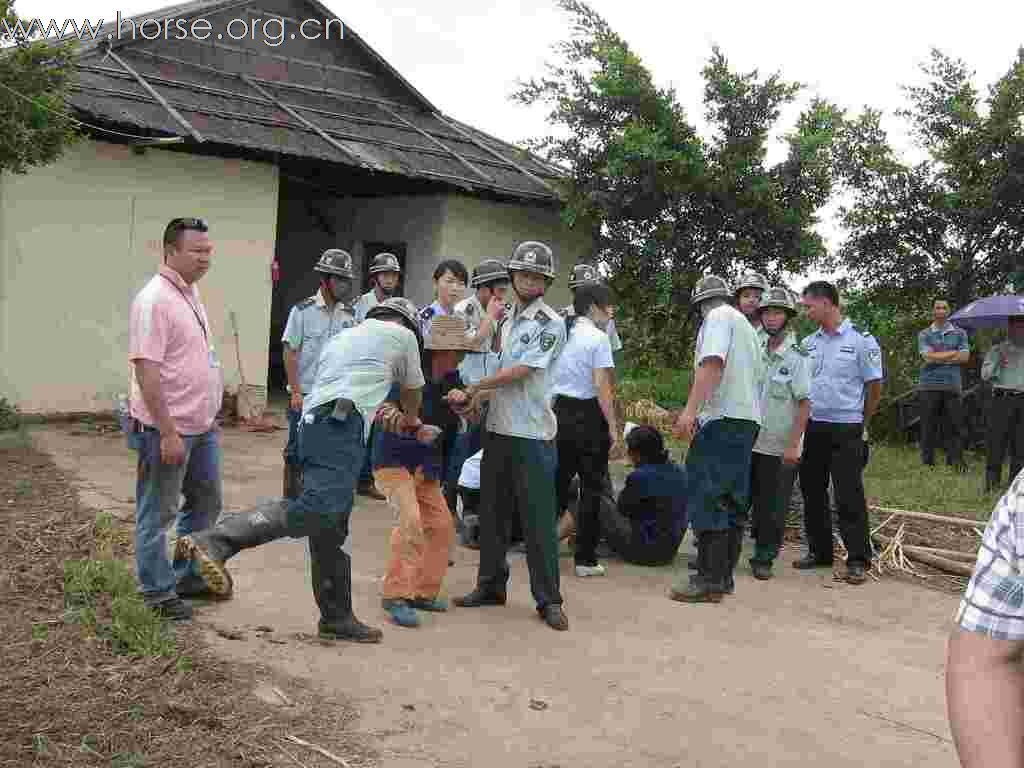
[281,290,356,394]
[548,316,615,399]
[352,289,380,323]
[303,319,425,441]
[694,303,763,426]
[561,304,623,352]
[753,332,811,457]
[455,293,499,385]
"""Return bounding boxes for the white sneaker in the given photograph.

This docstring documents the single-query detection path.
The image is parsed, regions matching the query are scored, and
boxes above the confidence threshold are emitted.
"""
[575,564,607,577]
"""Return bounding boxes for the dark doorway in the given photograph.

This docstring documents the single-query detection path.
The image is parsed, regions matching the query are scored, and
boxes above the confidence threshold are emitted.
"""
[362,242,407,296]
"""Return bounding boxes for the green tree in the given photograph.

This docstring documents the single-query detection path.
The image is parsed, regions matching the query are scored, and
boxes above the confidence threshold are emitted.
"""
[833,48,1024,310]
[515,0,845,369]
[0,0,80,174]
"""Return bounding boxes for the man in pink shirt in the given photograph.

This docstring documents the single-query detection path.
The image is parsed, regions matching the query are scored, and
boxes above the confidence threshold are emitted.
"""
[126,217,223,620]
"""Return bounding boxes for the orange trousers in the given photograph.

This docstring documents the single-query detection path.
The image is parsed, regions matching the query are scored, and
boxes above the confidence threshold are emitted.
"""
[375,466,454,601]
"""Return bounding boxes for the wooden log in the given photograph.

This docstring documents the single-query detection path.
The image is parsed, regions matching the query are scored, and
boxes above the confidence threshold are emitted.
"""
[903,545,977,563]
[870,506,986,530]
[874,533,975,576]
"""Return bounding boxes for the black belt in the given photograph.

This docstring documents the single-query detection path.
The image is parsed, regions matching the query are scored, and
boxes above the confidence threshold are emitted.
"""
[993,388,1024,398]
[552,394,598,404]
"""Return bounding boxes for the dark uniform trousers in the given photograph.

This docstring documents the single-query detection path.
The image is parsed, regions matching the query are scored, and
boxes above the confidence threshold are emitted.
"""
[987,389,1024,484]
[476,431,562,609]
[799,420,871,567]
[749,453,797,564]
[553,395,611,567]
[918,389,965,466]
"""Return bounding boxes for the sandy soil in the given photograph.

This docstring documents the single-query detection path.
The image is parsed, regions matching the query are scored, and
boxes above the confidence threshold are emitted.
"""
[36,424,962,768]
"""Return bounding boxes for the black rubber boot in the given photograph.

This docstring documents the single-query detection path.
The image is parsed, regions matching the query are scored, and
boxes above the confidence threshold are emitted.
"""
[670,531,724,603]
[723,525,743,595]
[283,463,303,500]
[175,500,290,598]
[313,541,383,644]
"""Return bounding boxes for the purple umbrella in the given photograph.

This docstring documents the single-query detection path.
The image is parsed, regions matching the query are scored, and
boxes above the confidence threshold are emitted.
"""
[950,294,1024,329]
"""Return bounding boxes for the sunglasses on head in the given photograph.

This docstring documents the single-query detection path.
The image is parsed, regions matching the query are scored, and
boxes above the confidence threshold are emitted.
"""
[163,217,209,244]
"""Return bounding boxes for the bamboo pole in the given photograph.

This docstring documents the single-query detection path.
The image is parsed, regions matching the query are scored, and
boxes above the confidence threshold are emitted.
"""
[870,505,986,530]
[874,533,974,576]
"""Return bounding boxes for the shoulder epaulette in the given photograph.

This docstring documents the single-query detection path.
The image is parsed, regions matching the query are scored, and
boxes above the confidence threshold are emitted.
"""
[419,306,434,320]
[296,297,316,310]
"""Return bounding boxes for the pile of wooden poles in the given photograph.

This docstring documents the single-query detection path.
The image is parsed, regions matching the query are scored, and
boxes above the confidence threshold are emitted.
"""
[870,506,982,578]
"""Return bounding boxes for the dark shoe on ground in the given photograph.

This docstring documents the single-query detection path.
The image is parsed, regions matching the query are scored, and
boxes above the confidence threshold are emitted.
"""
[751,561,773,580]
[539,604,569,631]
[357,480,387,501]
[382,599,420,628]
[409,595,449,612]
[669,580,723,604]
[844,563,867,585]
[453,588,506,608]
[175,573,213,599]
[792,554,833,570]
[151,597,193,621]
[318,615,383,643]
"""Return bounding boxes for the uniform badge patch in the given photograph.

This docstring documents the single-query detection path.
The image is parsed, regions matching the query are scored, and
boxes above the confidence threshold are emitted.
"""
[420,306,434,320]
[520,334,531,344]
[539,332,556,352]
[465,303,475,315]
[868,349,882,364]
[780,367,789,375]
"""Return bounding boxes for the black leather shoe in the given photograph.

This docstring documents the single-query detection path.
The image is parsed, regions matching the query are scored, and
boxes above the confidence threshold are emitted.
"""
[453,588,506,608]
[751,561,773,580]
[539,604,569,631]
[792,554,833,570]
[844,563,867,585]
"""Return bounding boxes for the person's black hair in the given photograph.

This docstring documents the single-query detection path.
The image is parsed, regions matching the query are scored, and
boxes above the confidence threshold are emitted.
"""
[626,425,669,465]
[802,280,839,306]
[433,259,469,285]
[567,282,613,334]
[163,217,208,247]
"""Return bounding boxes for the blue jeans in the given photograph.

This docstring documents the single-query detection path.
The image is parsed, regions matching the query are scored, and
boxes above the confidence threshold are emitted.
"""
[289,403,365,538]
[129,427,223,605]
[284,407,301,465]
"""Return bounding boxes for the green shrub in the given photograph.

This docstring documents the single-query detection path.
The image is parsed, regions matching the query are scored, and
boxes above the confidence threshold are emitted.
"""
[618,368,692,409]
[0,397,21,432]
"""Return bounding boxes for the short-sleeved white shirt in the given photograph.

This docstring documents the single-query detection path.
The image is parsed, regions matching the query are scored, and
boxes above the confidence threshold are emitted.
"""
[694,303,763,425]
[548,316,615,399]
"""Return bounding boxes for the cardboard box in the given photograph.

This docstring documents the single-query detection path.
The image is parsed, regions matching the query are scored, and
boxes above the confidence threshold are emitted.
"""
[426,315,476,351]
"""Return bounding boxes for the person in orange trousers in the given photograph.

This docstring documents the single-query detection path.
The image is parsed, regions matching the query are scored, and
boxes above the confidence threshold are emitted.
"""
[371,325,471,628]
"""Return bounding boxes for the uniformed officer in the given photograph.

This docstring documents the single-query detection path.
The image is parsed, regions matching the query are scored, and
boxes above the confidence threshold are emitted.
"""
[917,299,970,471]
[562,263,623,352]
[748,287,810,580]
[671,275,762,603]
[450,241,569,631]
[281,249,357,499]
[418,260,469,340]
[549,281,619,578]
[796,281,883,585]
[981,315,1024,492]
[353,252,402,323]
[455,259,510,386]
[735,271,770,340]
[176,298,427,644]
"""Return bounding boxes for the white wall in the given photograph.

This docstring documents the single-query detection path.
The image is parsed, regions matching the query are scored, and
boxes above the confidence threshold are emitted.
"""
[0,140,279,414]
[438,195,592,310]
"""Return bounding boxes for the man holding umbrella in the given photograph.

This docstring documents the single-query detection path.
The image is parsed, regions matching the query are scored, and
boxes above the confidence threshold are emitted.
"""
[950,294,1024,492]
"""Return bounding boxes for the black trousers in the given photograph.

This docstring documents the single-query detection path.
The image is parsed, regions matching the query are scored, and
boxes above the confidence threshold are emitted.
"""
[477,432,562,609]
[749,453,797,564]
[987,390,1024,482]
[919,389,965,466]
[553,396,611,567]
[799,421,872,567]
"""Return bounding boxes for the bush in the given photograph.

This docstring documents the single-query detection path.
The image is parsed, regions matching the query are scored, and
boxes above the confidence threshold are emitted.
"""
[0,397,21,431]
[618,368,691,409]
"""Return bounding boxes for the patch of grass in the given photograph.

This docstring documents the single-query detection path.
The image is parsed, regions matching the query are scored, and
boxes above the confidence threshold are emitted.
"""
[864,443,999,522]
[63,548,175,658]
[31,623,49,641]
[0,396,22,432]
[619,368,691,409]
[111,752,146,768]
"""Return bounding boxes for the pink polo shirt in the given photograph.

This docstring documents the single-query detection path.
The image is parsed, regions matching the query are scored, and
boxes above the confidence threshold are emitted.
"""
[128,265,223,435]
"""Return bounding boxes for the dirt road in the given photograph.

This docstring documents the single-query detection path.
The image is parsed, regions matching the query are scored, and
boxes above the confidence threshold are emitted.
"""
[38,425,961,768]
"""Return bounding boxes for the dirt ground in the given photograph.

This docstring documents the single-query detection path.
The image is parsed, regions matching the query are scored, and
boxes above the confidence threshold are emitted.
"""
[34,423,962,768]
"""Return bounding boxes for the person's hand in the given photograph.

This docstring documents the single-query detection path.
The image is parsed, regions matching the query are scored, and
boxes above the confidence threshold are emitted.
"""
[415,424,443,445]
[446,388,469,406]
[161,431,186,465]
[674,409,697,441]
[609,425,620,450]
[486,297,505,321]
[782,444,801,466]
[401,412,422,431]
[289,391,303,412]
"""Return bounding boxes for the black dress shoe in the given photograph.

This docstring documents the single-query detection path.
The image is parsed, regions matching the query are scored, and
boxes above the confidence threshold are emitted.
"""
[453,588,507,607]
[751,561,773,580]
[539,604,569,631]
[844,563,867,584]
[792,554,833,570]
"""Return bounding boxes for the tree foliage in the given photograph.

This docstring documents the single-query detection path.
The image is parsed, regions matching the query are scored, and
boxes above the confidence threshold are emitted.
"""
[515,0,845,368]
[0,0,80,174]
[833,48,1024,310]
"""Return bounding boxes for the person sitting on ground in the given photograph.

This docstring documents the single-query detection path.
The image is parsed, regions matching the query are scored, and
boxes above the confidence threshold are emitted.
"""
[598,425,687,566]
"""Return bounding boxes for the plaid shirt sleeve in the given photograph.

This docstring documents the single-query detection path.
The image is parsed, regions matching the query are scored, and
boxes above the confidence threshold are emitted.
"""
[956,483,1024,640]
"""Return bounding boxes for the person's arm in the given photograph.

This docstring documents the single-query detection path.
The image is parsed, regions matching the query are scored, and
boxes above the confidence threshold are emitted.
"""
[784,400,810,465]
[616,474,644,520]
[594,366,618,445]
[674,357,724,440]
[947,629,1024,768]
[472,365,533,392]
[982,347,1002,381]
[863,380,882,423]
[133,360,185,464]
[399,387,423,423]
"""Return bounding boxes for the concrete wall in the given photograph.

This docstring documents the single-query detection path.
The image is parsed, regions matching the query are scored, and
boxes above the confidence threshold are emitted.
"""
[438,195,592,310]
[0,140,278,414]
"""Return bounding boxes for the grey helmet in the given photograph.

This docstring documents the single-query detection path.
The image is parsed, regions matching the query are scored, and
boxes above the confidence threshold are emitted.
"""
[735,271,769,294]
[508,241,557,280]
[471,259,509,288]
[691,275,732,305]
[366,297,423,347]
[759,285,798,314]
[568,263,601,290]
[368,252,402,275]
[315,248,355,279]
